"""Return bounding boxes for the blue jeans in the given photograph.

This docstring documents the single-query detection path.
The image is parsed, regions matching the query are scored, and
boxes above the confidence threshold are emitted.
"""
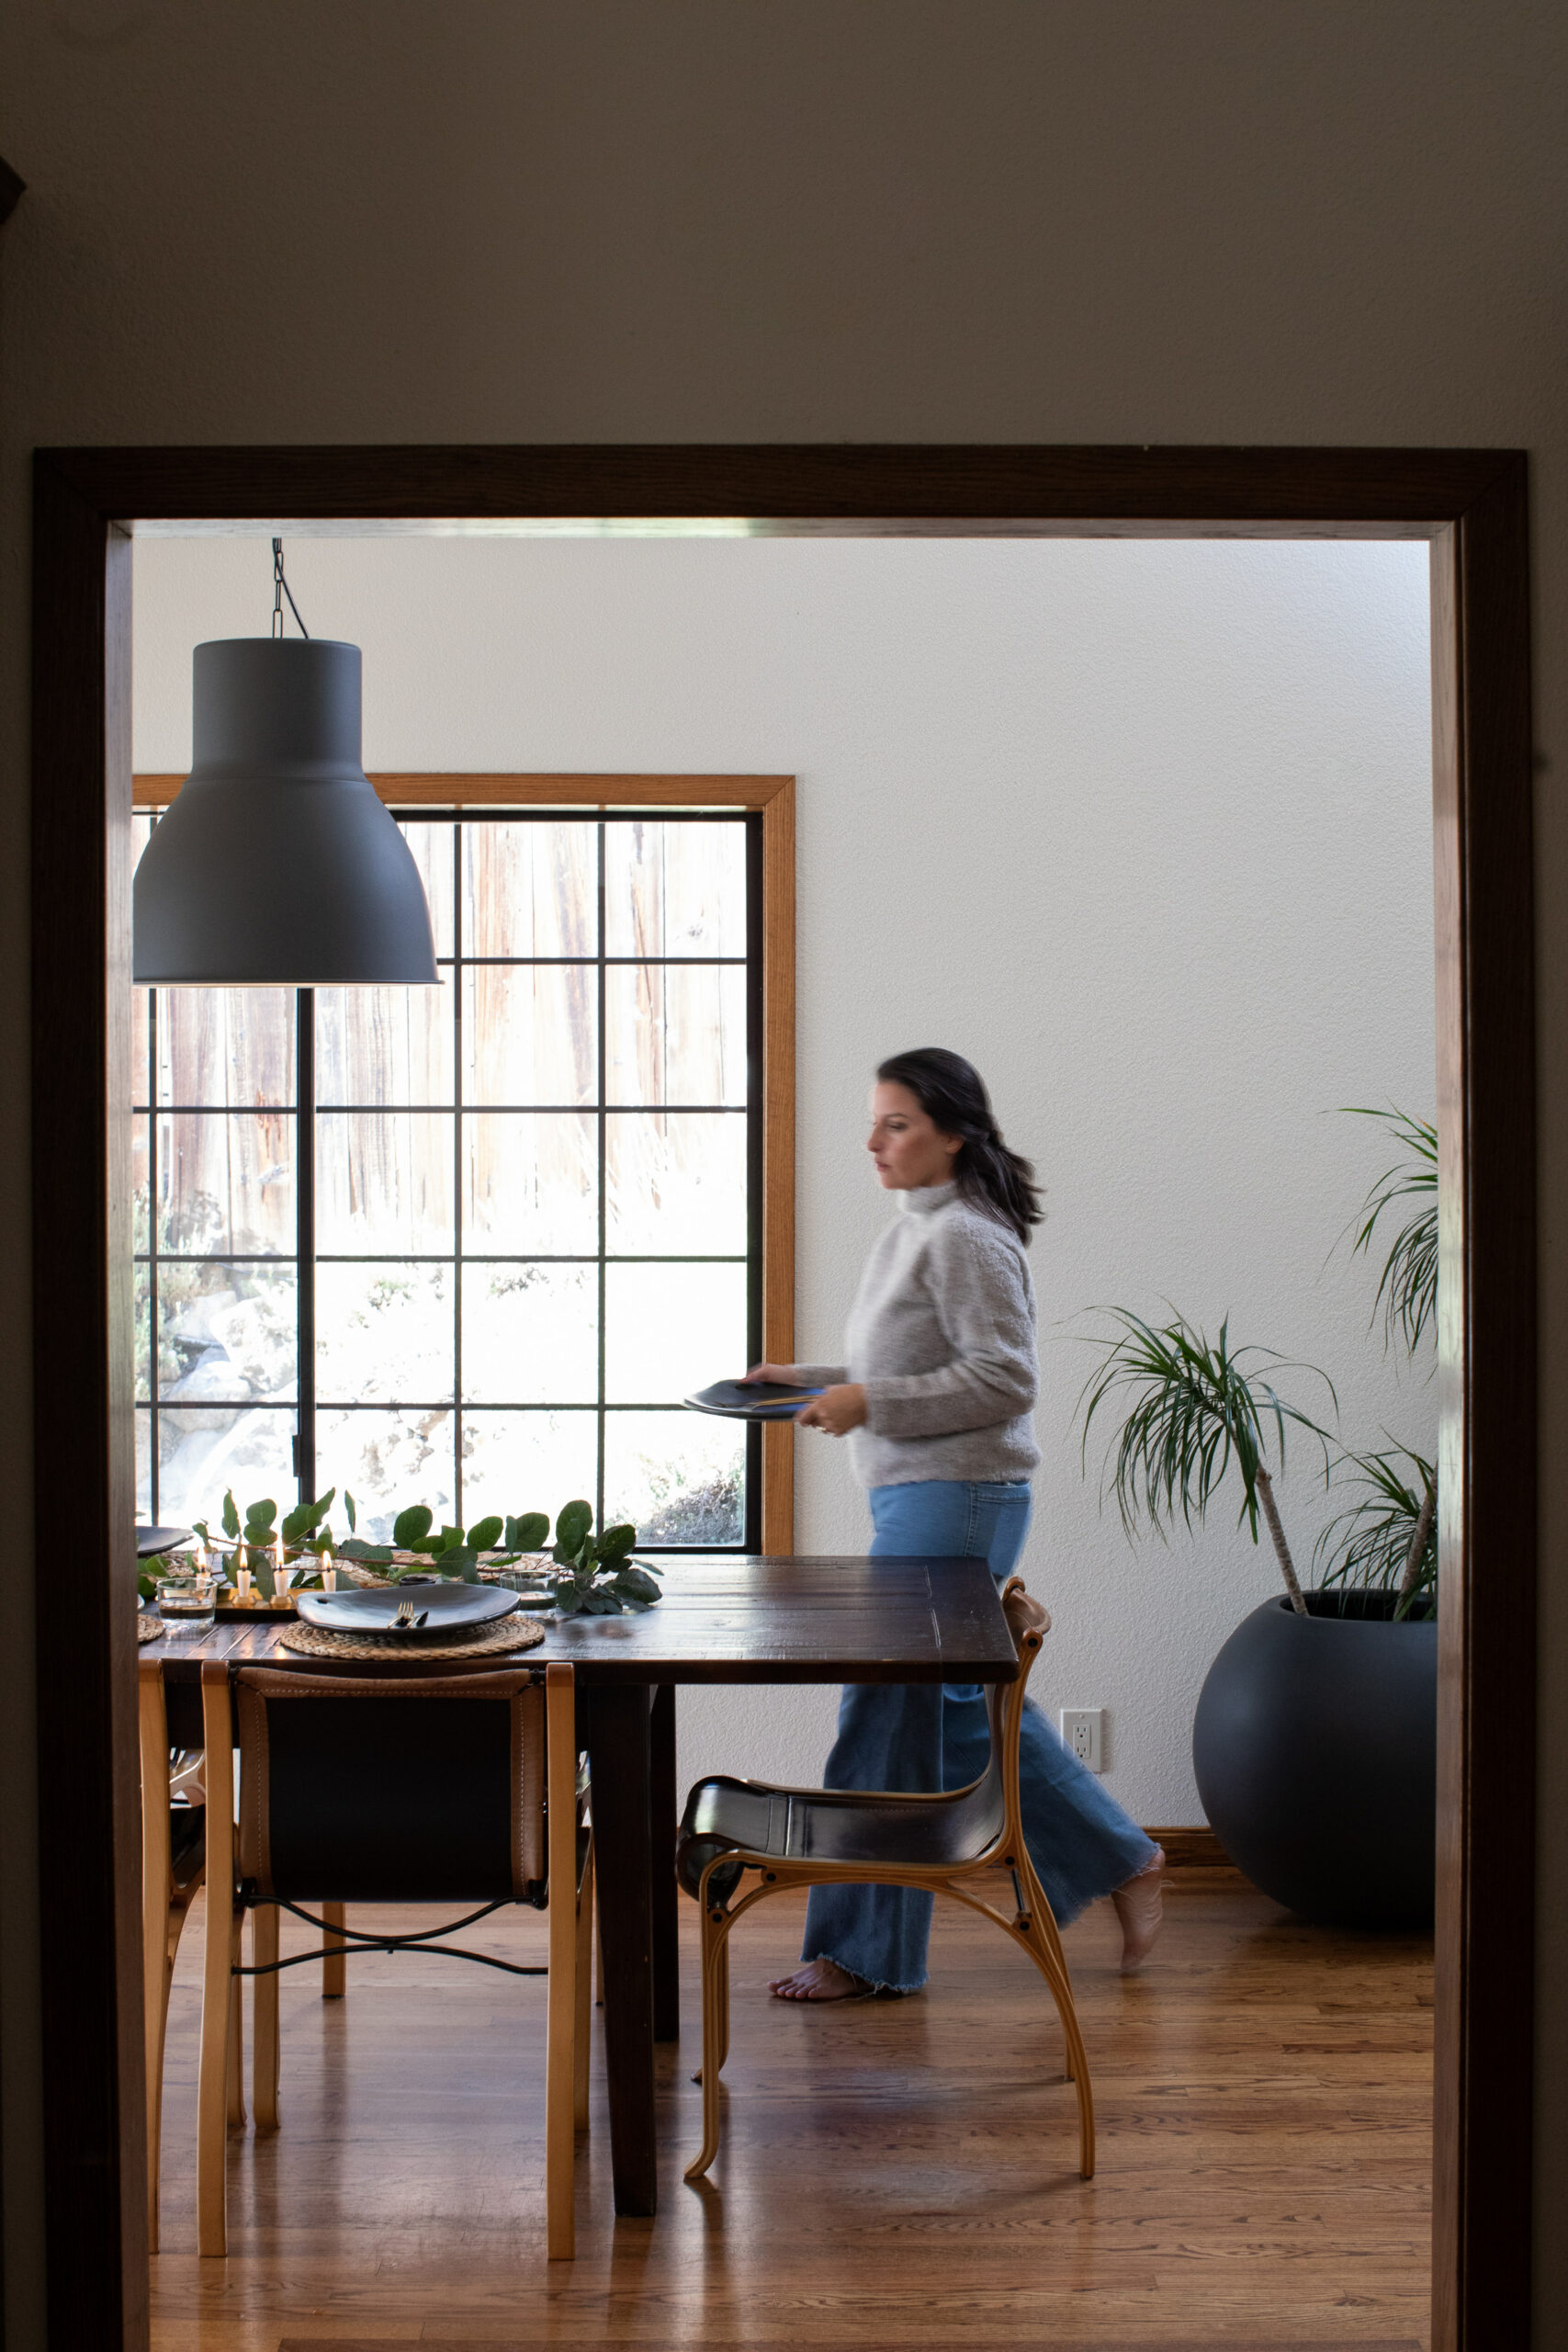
[801,1479,1157,1993]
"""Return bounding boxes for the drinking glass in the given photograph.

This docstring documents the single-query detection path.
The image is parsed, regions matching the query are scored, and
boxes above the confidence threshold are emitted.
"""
[156,1577,216,1635]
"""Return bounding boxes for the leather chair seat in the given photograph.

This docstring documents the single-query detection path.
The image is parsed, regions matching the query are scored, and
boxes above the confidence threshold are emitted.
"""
[678,1768,1006,1903]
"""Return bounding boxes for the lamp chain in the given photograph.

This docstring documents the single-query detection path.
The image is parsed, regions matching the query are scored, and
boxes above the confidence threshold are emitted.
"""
[270,538,310,640]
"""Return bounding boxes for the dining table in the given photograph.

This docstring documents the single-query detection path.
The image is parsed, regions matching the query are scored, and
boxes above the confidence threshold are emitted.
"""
[141,1552,1022,2216]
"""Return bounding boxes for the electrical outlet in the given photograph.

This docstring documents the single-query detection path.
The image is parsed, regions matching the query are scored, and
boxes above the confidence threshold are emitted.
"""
[1060,1708,1104,1771]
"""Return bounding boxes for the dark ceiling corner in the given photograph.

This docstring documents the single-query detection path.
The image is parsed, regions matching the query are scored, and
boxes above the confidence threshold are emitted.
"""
[0,156,26,227]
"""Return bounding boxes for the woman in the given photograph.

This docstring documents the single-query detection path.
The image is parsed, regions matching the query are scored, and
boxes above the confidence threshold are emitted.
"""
[749,1047,1164,2000]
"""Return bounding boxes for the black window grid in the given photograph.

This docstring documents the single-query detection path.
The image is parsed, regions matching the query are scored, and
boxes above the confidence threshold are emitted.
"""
[133,809,764,1550]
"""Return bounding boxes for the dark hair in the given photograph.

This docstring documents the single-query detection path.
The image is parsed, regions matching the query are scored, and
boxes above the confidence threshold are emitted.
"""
[875,1047,1043,1245]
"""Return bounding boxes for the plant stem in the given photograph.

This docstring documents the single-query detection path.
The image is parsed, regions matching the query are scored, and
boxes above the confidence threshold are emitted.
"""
[1397,1481,1437,1603]
[1254,1466,1309,1616]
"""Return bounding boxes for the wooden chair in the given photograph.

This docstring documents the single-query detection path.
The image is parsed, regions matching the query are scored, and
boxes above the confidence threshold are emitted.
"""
[140,1660,357,2248]
[138,1660,212,2252]
[197,1656,591,2259]
[675,1576,1094,2185]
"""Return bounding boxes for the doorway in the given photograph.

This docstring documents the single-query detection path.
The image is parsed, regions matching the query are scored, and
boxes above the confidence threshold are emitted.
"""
[28,445,1534,2352]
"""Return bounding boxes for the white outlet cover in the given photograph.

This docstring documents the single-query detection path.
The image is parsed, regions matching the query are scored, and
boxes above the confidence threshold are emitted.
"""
[1060,1707,1104,1771]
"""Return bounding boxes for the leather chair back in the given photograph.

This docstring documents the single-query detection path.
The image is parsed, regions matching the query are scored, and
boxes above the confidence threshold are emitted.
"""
[234,1665,547,1904]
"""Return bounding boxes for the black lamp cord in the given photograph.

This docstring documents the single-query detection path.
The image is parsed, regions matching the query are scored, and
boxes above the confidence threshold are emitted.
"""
[271,537,310,639]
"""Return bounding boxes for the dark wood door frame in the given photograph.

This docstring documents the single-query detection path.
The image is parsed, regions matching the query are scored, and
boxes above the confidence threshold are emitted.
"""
[29,445,1534,2351]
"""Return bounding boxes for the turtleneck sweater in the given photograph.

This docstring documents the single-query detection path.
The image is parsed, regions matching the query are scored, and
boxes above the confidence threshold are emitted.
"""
[784,1179,1041,1489]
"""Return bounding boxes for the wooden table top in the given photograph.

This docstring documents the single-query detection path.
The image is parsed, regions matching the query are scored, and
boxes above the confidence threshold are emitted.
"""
[140,1554,1021,1687]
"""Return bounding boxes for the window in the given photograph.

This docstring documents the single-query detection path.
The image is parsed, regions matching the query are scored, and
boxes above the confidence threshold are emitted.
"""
[131,794,784,1550]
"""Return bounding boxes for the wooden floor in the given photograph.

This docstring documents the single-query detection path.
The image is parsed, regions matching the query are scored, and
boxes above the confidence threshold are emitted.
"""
[149,1872,1433,2351]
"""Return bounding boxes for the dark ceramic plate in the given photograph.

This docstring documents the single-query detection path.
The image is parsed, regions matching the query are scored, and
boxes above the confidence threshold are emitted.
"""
[683,1378,824,1421]
[295,1582,521,1637]
[137,1525,193,1557]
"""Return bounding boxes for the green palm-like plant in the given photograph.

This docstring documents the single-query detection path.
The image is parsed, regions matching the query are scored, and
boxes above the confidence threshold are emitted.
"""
[1342,1106,1438,1355]
[1077,1310,1335,1617]
[1313,1444,1436,1620]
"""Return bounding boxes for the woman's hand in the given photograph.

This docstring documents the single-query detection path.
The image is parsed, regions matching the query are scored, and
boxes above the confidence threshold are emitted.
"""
[795,1383,868,1436]
[741,1363,799,1385]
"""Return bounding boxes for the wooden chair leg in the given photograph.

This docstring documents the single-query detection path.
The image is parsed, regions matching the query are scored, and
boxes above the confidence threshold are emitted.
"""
[716,1931,730,2075]
[544,1668,577,2259]
[321,1900,347,1998]
[1012,1854,1095,2179]
[252,1905,280,2132]
[684,1892,731,2181]
[573,1838,594,2132]
[197,1665,236,2257]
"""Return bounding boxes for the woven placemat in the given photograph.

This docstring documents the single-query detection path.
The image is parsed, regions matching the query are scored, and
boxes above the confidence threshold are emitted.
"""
[137,1612,163,1645]
[278,1613,547,1663]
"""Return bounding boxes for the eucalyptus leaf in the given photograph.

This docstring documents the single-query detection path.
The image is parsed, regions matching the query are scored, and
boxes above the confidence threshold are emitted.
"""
[392,1504,434,1547]
[614,1565,662,1602]
[599,1522,637,1560]
[437,1546,480,1583]
[344,1489,357,1532]
[244,1497,278,1534]
[579,1583,622,1615]
[434,1524,466,1553]
[506,1511,549,1550]
[336,1539,393,1564]
[221,1490,241,1540]
[467,1514,503,1551]
[556,1498,593,1555]
[281,1489,334,1544]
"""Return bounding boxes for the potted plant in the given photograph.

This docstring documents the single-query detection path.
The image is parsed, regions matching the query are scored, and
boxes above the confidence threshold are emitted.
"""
[1077,1108,1438,1929]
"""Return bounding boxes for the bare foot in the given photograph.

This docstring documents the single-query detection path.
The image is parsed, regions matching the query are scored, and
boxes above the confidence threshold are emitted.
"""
[1111,1847,1165,1973]
[768,1957,869,2001]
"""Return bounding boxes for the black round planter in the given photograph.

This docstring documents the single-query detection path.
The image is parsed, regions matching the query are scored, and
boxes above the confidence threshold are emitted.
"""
[1192,1589,1437,1929]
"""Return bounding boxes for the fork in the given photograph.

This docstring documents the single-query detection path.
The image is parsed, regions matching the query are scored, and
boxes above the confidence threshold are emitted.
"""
[391,1599,426,1631]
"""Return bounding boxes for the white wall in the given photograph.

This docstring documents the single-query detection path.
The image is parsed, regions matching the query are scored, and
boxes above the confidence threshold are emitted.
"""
[132,533,1435,1824]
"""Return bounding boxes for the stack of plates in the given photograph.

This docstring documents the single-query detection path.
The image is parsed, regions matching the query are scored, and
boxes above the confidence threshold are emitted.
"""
[683,1379,823,1421]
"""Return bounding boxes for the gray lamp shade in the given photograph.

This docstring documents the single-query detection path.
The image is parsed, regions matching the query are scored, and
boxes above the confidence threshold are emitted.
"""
[132,638,439,985]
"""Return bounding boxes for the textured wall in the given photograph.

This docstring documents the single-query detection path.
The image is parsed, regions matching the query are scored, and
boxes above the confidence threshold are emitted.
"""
[132,530,1435,1820]
[4,3,1567,2338]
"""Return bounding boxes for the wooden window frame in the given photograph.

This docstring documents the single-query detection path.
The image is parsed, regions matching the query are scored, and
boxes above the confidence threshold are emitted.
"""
[32,447,1534,2352]
[131,768,797,1552]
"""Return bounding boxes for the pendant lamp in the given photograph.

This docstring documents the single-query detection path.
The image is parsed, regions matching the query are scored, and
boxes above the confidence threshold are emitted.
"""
[132,543,439,986]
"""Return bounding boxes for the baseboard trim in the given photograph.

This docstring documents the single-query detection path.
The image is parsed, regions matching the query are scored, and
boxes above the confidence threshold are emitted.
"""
[1142,1825,1234,1870]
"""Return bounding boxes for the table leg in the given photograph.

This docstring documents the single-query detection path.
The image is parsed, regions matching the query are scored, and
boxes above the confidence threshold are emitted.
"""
[650,1683,680,2041]
[580,1684,657,2215]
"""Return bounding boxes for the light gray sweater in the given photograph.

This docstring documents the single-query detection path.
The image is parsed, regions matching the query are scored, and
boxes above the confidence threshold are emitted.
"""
[786,1180,1041,1489]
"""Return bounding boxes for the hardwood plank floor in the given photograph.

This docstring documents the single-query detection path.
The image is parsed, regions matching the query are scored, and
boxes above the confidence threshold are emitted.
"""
[149,1871,1431,2349]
